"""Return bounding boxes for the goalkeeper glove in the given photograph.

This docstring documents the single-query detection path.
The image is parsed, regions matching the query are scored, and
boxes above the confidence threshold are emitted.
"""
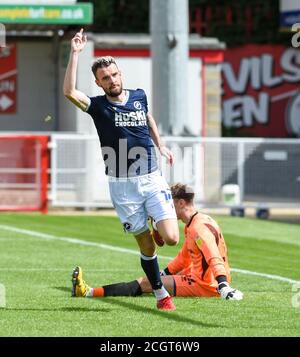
[218,282,243,300]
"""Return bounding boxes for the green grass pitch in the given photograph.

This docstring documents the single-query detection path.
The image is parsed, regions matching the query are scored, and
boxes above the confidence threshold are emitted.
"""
[0,213,299,337]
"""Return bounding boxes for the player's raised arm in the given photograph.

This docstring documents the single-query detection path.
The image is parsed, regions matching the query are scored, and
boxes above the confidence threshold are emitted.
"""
[147,113,174,166]
[63,28,90,111]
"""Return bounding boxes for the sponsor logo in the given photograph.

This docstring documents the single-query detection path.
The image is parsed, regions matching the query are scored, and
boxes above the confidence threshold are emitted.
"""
[115,110,147,127]
[222,47,300,135]
[291,23,300,48]
[286,92,300,136]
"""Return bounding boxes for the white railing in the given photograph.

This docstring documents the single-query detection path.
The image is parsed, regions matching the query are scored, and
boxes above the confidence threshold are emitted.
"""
[49,134,300,209]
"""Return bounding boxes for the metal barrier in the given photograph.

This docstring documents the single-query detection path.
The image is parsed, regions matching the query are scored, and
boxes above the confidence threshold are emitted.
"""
[49,134,300,210]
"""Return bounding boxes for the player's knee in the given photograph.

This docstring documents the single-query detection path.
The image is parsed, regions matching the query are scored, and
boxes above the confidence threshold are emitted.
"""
[135,230,156,256]
[157,221,179,246]
[140,240,156,256]
[141,246,156,256]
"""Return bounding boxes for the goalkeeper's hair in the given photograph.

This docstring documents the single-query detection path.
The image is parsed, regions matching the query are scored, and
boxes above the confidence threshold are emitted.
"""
[171,183,194,203]
[92,56,118,78]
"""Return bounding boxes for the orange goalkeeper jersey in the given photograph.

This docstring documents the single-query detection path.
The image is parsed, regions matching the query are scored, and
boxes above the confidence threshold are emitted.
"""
[167,212,231,287]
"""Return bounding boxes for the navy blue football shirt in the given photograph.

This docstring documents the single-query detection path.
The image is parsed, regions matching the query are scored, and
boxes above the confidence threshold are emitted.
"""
[86,89,158,177]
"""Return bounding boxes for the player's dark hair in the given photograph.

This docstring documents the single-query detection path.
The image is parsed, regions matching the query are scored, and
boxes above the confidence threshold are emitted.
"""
[171,183,194,203]
[92,56,118,78]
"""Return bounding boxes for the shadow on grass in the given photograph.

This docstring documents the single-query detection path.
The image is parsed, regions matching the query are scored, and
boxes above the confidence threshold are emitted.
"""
[3,290,221,327]
[4,301,220,328]
[54,286,71,293]
[100,297,221,328]
[3,284,221,328]
[4,307,111,313]
[51,286,221,327]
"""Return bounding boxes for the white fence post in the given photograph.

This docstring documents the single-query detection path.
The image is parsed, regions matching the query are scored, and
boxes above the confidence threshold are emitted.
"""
[49,137,58,203]
[237,140,245,204]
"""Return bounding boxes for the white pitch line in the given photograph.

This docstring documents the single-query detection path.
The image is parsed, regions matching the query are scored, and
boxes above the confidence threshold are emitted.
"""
[0,224,139,256]
[0,224,298,285]
[0,268,138,272]
[230,268,297,285]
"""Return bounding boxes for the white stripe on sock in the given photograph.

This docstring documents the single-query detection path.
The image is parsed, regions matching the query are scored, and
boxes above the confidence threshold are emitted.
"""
[153,287,169,300]
[140,253,157,261]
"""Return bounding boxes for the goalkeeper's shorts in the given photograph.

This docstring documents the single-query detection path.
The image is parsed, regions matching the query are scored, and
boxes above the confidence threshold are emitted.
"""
[108,170,176,235]
[173,274,220,297]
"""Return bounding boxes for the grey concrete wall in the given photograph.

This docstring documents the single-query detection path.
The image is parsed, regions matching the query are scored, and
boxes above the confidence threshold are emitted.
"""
[0,41,56,131]
[204,64,222,203]
[58,41,77,132]
[58,40,96,134]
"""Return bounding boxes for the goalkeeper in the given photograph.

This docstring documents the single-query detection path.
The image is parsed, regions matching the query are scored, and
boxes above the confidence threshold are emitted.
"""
[72,183,243,301]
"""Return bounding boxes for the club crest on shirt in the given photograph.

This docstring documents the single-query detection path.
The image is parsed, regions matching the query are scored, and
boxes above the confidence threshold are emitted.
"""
[134,101,142,110]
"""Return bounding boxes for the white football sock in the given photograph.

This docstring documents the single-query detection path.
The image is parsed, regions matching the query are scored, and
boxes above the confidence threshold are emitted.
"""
[153,286,169,300]
[85,287,94,298]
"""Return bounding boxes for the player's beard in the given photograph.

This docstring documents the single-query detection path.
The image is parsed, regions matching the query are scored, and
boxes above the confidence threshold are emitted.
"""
[105,83,123,97]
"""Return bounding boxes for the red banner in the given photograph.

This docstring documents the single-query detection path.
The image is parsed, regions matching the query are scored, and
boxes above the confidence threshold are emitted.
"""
[222,45,300,137]
[0,44,17,114]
